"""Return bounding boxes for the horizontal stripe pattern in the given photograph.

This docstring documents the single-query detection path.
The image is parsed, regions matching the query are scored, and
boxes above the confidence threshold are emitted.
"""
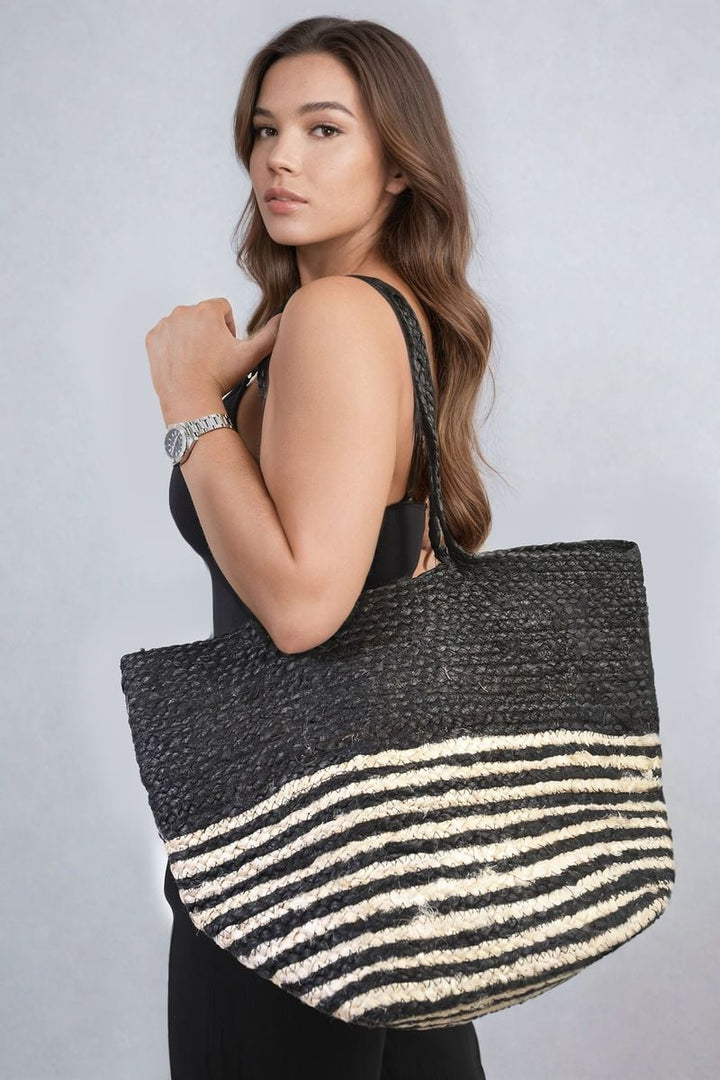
[164,730,674,1027]
[165,730,663,857]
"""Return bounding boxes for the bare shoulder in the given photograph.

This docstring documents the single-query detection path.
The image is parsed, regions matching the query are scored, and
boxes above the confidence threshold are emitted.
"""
[276,273,406,366]
[283,272,437,390]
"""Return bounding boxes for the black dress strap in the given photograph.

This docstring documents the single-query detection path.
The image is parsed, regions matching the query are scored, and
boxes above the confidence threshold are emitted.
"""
[256,353,270,401]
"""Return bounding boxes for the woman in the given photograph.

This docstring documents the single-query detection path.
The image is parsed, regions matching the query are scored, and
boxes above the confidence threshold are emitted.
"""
[146,15,497,1079]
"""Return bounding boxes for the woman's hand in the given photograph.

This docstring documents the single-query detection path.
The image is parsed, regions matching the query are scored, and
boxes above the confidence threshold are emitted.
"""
[145,297,282,418]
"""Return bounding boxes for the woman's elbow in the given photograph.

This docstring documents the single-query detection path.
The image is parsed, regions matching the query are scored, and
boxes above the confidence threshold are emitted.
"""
[270,611,338,656]
[270,583,355,656]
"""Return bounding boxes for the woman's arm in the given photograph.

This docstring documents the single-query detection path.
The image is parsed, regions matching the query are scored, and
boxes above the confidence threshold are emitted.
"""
[166,275,408,654]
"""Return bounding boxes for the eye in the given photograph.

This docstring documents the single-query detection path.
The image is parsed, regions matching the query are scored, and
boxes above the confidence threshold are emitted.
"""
[251,123,342,139]
[310,123,341,138]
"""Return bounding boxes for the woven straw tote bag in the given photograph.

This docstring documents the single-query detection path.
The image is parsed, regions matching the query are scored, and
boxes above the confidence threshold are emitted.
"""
[119,275,675,1031]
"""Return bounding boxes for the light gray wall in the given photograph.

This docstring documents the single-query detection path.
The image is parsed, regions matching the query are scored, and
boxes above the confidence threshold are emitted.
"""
[1,1,716,1077]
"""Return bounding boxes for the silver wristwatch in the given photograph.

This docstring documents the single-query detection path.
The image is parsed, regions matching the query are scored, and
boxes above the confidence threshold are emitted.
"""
[164,412,233,465]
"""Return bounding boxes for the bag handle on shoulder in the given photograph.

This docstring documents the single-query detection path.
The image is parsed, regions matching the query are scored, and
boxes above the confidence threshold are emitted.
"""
[348,275,479,567]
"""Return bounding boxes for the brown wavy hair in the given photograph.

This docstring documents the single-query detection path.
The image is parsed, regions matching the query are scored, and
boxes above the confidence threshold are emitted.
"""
[230,16,503,554]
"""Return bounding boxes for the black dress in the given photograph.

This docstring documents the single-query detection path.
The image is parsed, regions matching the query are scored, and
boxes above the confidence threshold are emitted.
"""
[162,275,487,1079]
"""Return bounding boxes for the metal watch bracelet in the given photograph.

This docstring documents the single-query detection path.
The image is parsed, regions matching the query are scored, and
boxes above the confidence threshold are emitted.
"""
[182,412,233,439]
[164,411,233,464]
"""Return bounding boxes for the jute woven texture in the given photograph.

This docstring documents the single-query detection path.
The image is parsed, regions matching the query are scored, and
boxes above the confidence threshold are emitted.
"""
[120,276,675,1029]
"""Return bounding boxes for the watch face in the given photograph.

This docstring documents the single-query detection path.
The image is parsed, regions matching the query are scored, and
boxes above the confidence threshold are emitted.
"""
[164,425,188,462]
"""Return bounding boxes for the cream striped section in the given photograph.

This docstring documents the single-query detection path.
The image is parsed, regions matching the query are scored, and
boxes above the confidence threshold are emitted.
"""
[288,878,670,1021]
[165,730,664,856]
[389,970,580,1028]
[221,837,671,962]
[321,887,670,1027]
[183,801,667,926]
[165,729,671,1026]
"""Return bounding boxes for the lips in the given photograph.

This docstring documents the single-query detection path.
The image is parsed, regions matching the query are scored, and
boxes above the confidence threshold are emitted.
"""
[264,187,307,203]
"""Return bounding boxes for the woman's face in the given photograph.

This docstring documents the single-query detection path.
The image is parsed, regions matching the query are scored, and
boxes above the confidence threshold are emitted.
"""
[249,52,407,279]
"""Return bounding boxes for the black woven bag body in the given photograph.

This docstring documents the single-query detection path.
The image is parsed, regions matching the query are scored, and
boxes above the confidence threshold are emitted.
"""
[120,275,675,1030]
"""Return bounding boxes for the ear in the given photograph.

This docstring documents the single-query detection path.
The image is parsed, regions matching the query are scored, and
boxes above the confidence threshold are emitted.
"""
[385,164,410,198]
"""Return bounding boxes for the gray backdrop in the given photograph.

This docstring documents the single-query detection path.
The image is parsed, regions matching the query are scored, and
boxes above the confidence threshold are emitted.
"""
[2,1,717,1077]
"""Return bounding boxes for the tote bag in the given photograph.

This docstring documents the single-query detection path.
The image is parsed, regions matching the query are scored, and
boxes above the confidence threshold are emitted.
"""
[120,275,675,1030]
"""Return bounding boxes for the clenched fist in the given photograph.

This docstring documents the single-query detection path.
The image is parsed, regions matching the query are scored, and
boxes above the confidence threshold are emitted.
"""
[145,297,282,414]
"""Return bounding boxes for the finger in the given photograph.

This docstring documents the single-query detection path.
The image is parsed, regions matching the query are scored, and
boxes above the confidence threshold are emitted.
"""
[248,314,281,341]
[208,296,236,337]
[237,316,281,366]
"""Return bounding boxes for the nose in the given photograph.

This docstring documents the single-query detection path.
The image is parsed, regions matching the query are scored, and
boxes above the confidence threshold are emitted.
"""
[264,133,302,175]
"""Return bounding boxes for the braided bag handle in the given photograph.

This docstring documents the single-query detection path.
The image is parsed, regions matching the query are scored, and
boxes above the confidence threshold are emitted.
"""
[348,275,480,568]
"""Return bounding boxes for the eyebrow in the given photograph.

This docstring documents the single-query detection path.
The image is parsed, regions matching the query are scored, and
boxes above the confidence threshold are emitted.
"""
[252,100,356,120]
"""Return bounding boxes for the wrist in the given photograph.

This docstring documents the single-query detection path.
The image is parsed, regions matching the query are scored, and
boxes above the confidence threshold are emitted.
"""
[160,384,226,427]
